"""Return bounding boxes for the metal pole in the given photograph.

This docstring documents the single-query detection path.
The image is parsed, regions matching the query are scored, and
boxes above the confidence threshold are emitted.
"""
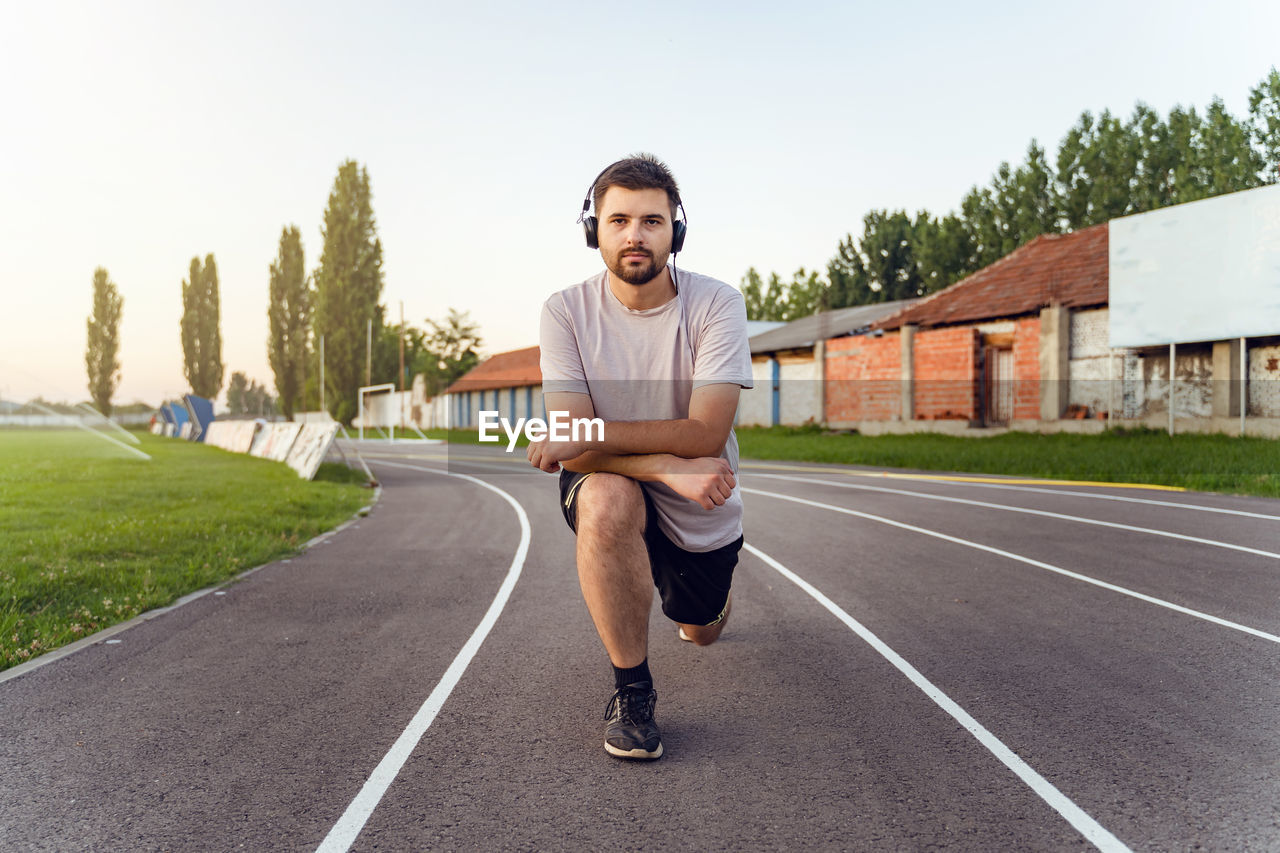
[1168,342,1175,437]
[366,318,372,388]
[320,334,326,415]
[1108,351,1116,428]
[399,300,406,438]
[1240,336,1247,437]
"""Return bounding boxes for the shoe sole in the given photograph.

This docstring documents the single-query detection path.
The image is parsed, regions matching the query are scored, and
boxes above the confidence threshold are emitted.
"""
[604,741,664,760]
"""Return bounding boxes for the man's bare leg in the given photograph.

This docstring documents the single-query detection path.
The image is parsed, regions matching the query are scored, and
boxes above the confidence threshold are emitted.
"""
[677,590,732,646]
[575,473,653,667]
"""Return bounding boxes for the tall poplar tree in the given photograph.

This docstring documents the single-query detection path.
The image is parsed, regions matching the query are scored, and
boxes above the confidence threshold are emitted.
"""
[85,267,123,416]
[313,161,384,424]
[180,254,224,399]
[267,225,310,419]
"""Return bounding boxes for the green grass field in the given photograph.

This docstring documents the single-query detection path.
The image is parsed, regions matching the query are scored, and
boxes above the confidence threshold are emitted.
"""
[427,424,1280,497]
[0,430,371,671]
[735,425,1280,497]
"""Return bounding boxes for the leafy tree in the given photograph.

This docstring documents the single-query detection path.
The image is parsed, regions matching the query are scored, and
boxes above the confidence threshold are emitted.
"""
[267,225,310,419]
[313,161,384,424]
[856,209,924,303]
[1198,97,1265,196]
[740,267,767,320]
[180,254,223,399]
[780,268,827,321]
[1249,67,1280,183]
[84,267,123,416]
[421,308,483,396]
[227,371,277,416]
[1056,109,1137,228]
[227,371,249,414]
[912,211,974,293]
[826,234,868,309]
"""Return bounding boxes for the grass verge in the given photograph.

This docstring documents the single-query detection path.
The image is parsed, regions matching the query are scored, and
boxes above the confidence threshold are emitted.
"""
[425,424,1278,497]
[0,430,372,672]
[734,425,1280,497]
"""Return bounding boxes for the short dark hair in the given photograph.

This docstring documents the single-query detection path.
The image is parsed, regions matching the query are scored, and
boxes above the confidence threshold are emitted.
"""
[592,153,681,219]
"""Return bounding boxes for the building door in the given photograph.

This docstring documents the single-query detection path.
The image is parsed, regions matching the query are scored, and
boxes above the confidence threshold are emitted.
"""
[985,347,1013,424]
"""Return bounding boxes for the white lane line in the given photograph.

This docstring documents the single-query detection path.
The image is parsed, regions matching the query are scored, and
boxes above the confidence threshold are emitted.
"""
[316,460,531,853]
[917,479,1280,521]
[744,542,1130,852]
[742,487,1280,646]
[750,472,1280,561]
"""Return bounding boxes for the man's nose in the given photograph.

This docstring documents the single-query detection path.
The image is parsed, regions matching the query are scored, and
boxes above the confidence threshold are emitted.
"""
[623,221,644,244]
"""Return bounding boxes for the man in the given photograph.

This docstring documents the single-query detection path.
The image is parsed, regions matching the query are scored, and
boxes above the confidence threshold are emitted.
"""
[527,154,753,760]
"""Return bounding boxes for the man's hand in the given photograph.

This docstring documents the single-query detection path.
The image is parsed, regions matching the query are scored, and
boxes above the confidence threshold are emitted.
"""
[660,456,736,510]
[526,435,586,473]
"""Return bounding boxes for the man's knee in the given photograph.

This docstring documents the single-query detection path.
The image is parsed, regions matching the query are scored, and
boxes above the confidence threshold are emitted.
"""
[577,473,646,536]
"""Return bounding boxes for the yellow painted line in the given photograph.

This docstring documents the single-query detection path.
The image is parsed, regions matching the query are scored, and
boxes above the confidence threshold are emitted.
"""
[739,460,1187,492]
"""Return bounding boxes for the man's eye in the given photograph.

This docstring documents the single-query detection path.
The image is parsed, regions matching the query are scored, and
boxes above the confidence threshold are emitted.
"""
[645,219,660,226]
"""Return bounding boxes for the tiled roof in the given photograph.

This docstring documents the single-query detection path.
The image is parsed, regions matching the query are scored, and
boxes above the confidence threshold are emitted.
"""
[872,223,1109,331]
[750,299,919,354]
[446,345,541,393]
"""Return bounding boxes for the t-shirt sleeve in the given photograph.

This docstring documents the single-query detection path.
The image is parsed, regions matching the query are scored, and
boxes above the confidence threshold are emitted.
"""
[693,286,754,390]
[539,294,590,395]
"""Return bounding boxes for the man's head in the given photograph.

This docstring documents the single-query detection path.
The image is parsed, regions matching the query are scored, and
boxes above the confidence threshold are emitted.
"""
[589,154,684,287]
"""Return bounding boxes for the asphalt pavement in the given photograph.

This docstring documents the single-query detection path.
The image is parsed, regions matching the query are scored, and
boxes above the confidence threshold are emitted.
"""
[3,440,1279,851]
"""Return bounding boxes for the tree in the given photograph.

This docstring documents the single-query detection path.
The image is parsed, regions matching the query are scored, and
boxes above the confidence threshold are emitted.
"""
[421,308,482,396]
[267,225,310,419]
[740,267,767,320]
[826,234,869,309]
[227,371,277,417]
[1249,67,1280,184]
[313,161,384,424]
[912,211,974,293]
[1198,96,1265,196]
[180,254,223,399]
[85,267,123,416]
[227,371,249,414]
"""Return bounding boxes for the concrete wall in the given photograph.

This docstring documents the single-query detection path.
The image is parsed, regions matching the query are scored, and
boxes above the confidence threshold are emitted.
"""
[1068,308,1113,415]
[1248,340,1280,417]
[738,357,776,427]
[779,353,822,425]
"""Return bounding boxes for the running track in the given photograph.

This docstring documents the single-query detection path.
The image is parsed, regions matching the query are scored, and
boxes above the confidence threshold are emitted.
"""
[3,441,1280,851]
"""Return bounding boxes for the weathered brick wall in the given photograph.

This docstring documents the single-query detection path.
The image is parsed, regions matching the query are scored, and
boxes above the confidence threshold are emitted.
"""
[914,327,979,420]
[1013,316,1041,419]
[825,333,901,422]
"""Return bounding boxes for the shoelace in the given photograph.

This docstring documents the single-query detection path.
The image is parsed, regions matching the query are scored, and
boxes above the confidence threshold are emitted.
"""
[605,686,656,723]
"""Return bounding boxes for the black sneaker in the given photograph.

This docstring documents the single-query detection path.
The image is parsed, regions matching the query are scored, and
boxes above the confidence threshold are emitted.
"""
[603,681,663,759]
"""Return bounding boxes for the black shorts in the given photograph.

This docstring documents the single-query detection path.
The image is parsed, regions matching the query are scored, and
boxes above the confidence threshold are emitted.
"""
[559,469,742,626]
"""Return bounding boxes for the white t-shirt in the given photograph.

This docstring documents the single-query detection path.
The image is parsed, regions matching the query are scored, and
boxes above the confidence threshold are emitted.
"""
[539,266,754,551]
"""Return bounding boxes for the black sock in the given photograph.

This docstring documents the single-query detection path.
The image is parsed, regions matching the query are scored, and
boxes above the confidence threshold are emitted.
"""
[613,659,652,689]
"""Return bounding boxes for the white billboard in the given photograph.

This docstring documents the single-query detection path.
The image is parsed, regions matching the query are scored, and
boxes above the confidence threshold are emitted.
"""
[1109,183,1280,348]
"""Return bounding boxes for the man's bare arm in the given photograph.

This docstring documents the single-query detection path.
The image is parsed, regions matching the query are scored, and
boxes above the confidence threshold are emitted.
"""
[529,384,742,469]
[527,391,737,509]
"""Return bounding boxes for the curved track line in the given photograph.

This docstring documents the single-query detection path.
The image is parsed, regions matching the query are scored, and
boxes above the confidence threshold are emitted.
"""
[744,542,1130,852]
[742,487,1280,646]
[750,472,1280,561]
[316,460,531,853]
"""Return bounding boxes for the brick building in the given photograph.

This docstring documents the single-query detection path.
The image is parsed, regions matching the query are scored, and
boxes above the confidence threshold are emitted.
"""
[826,223,1109,430]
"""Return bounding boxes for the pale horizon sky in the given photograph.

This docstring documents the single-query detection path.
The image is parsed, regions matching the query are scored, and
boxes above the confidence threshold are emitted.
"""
[3,0,1278,408]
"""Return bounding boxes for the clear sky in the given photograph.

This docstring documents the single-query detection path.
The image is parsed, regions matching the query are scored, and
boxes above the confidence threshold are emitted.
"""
[3,0,1277,408]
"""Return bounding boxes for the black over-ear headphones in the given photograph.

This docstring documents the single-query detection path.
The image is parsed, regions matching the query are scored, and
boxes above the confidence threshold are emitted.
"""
[578,165,687,254]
